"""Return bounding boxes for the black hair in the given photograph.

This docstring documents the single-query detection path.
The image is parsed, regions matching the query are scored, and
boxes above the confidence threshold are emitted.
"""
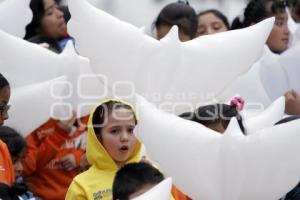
[192,104,245,134]
[231,0,287,30]
[59,5,71,22]
[178,111,194,120]
[288,0,300,21]
[112,162,165,200]
[25,0,45,40]
[0,126,26,159]
[0,74,9,89]
[287,0,300,7]
[153,1,198,39]
[92,100,137,135]
[197,9,230,29]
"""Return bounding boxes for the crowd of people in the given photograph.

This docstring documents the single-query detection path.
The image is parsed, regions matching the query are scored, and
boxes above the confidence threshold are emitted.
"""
[1,0,300,199]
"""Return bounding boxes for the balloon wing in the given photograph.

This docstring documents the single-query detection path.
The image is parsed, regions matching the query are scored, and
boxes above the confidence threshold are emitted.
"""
[0,0,32,37]
[135,95,223,199]
[239,119,300,199]
[132,178,172,200]
[279,43,300,94]
[0,30,105,118]
[68,0,274,113]
[135,95,300,200]
[242,96,285,134]
[5,77,67,136]
[286,7,300,47]
[218,47,289,108]
[217,60,272,108]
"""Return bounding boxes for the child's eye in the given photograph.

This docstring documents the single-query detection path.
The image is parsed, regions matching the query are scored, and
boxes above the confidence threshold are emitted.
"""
[46,10,54,16]
[110,129,118,134]
[197,28,205,35]
[127,128,134,134]
[213,24,221,30]
[110,128,121,135]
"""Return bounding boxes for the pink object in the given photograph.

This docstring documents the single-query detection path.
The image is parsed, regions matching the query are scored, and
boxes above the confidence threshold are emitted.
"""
[230,96,245,111]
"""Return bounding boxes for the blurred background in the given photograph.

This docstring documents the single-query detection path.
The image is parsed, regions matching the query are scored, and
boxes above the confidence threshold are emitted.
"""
[62,0,248,34]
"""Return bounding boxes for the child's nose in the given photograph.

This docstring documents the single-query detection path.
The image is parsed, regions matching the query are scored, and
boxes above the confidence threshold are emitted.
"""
[120,131,129,141]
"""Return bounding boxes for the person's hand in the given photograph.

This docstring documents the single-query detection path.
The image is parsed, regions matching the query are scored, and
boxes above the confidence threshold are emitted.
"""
[57,111,77,134]
[285,90,300,115]
[79,153,90,172]
[59,154,77,171]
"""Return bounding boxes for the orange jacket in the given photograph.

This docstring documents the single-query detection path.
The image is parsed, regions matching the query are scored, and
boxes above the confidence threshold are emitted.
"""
[0,140,15,185]
[22,117,88,200]
[172,185,192,200]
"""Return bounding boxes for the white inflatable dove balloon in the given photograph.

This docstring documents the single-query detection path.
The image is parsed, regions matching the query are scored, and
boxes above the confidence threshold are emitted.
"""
[132,178,172,200]
[68,0,274,113]
[218,46,289,108]
[279,43,300,94]
[5,77,67,136]
[286,7,300,47]
[135,95,300,200]
[217,60,272,108]
[0,30,105,118]
[0,0,32,37]
[242,96,285,134]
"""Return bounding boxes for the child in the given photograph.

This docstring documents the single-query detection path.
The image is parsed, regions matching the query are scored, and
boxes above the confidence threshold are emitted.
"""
[0,126,40,200]
[196,9,229,36]
[231,0,289,54]
[186,100,245,134]
[22,114,87,199]
[112,162,165,200]
[153,1,198,41]
[0,73,15,186]
[66,99,191,200]
[230,0,300,115]
[65,99,142,200]
[25,0,67,53]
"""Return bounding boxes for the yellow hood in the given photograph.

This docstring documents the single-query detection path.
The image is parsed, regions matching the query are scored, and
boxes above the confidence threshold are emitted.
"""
[86,99,142,171]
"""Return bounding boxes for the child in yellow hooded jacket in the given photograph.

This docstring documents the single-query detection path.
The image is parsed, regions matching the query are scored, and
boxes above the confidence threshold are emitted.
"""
[65,99,142,200]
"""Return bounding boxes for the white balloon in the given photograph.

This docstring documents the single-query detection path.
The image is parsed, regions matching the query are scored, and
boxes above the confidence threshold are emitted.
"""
[0,0,32,37]
[242,96,285,134]
[0,30,105,118]
[132,178,172,200]
[135,95,300,200]
[286,8,300,47]
[5,77,67,136]
[67,0,274,113]
[279,43,300,94]
[218,46,289,109]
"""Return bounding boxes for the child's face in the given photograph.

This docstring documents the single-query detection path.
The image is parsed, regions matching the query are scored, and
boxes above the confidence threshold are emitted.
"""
[0,86,10,126]
[13,149,26,178]
[99,108,137,167]
[197,12,228,36]
[40,0,66,39]
[266,12,289,53]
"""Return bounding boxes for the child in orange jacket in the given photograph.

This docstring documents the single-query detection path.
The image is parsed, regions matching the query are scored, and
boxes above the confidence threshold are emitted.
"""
[22,114,88,200]
[0,73,14,186]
